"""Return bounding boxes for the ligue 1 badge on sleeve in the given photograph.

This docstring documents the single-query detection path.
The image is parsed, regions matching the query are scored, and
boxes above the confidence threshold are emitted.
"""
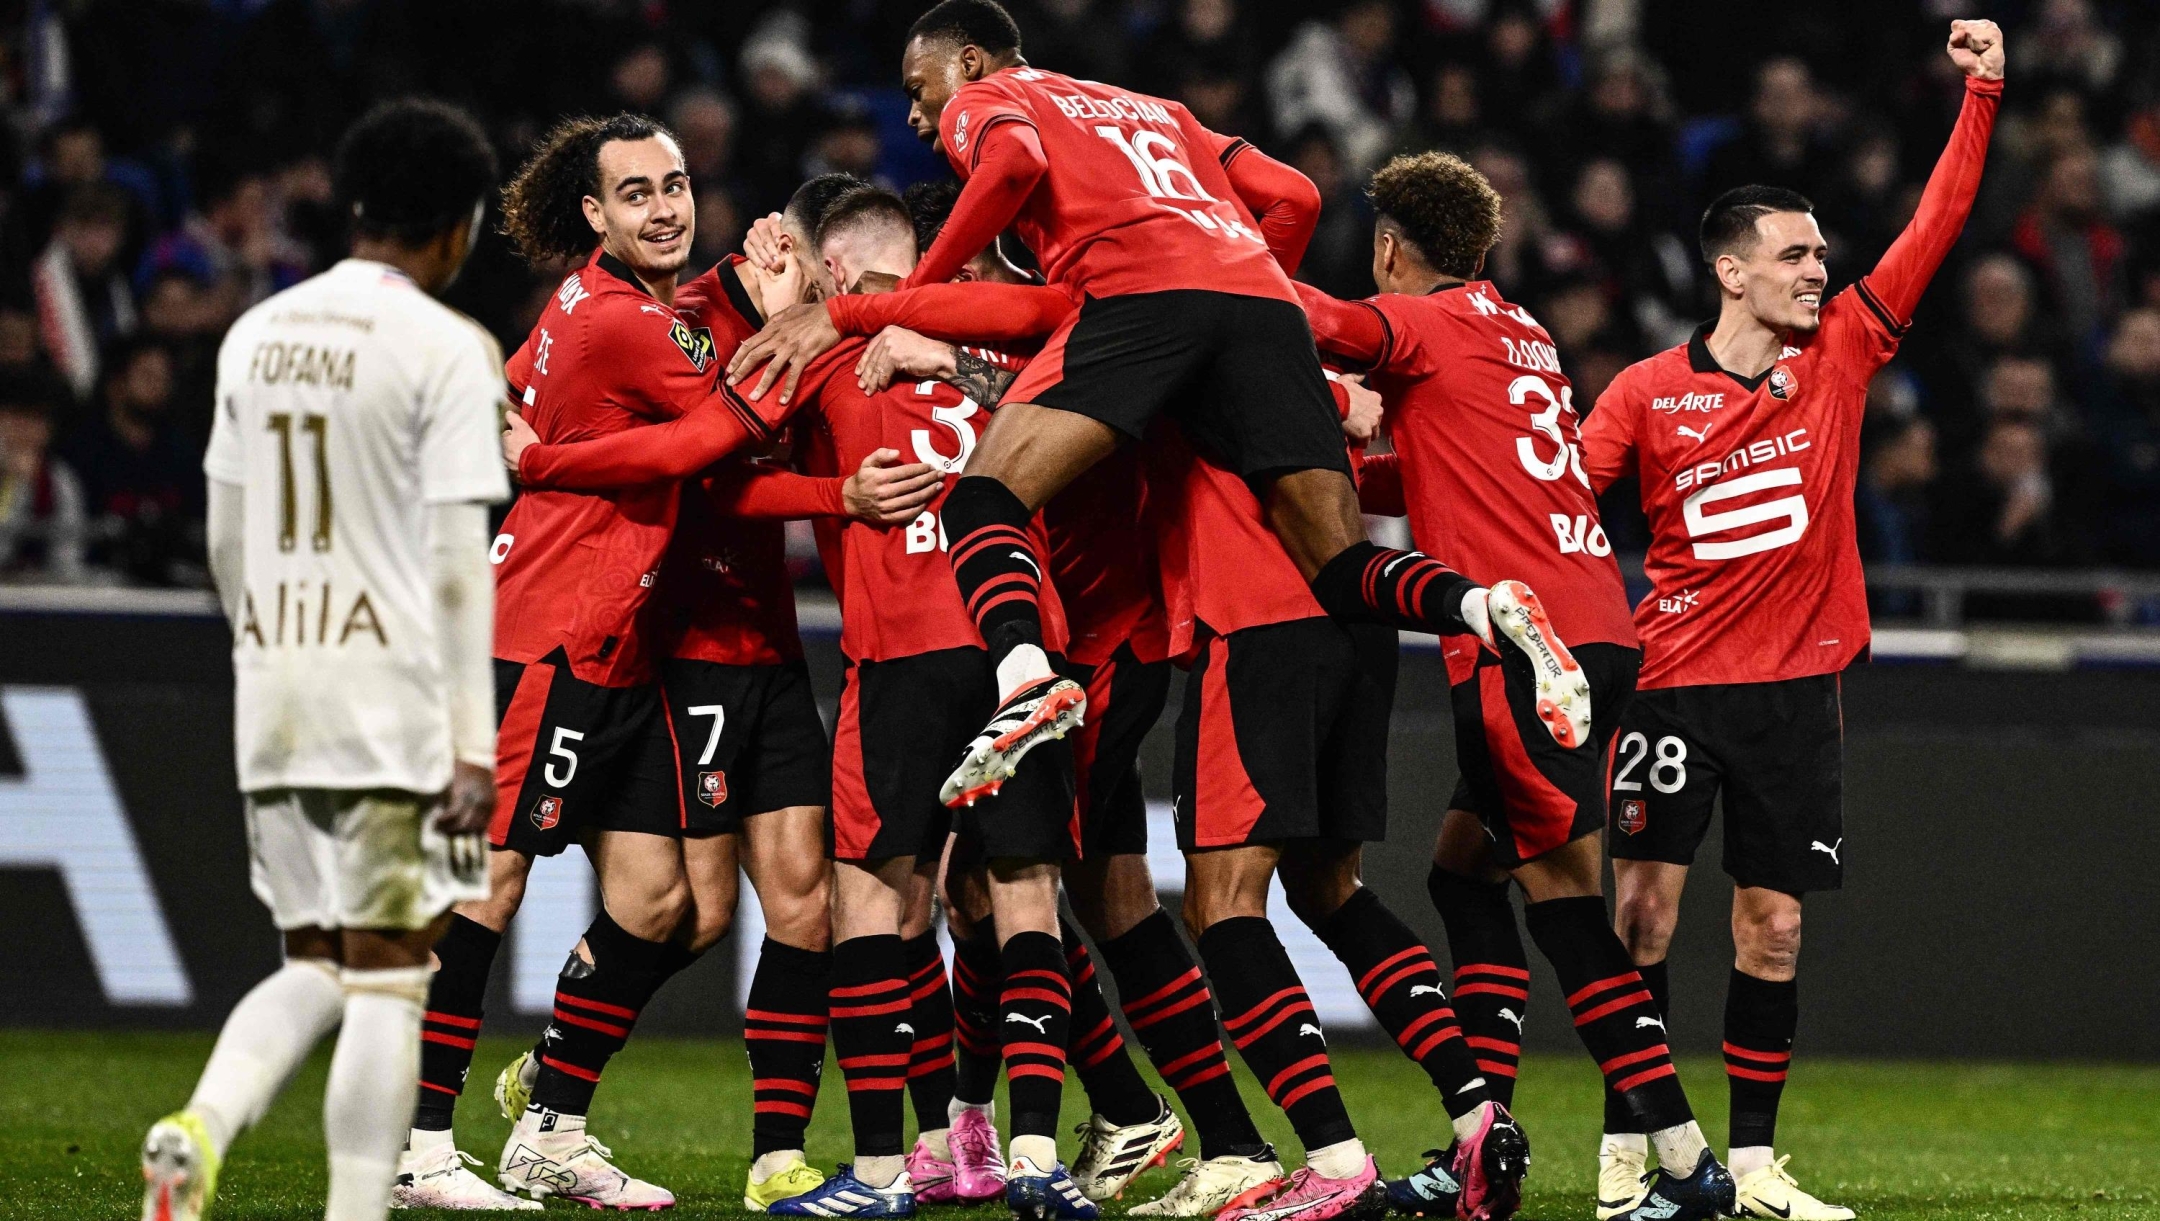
[530,794,563,830]
[697,770,728,808]
[1618,798,1647,835]
[1769,365,1797,400]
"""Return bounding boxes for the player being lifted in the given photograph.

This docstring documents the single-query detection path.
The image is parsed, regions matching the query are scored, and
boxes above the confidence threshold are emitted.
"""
[141,99,507,1221]
[726,0,1592,800]
[1579,20,2003,1221]
[1296,153,1724,1221]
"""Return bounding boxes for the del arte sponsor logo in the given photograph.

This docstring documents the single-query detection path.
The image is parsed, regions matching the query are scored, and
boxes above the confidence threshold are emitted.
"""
[1651,391,1726,414]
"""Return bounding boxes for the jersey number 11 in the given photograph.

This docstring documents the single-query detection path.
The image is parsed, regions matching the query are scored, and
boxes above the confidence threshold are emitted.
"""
[267,412,332,553]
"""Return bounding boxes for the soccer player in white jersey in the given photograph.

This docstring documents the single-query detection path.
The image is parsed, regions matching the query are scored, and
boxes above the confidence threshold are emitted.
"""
[139,99,511,1221]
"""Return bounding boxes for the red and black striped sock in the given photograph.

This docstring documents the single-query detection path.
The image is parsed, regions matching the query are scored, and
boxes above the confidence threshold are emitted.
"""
[1428,866,1530,1106]
[1315,887,1490,1120]
[1199,916,1356,1151]
[951,923,1004,1106]
[1724,969,1797,1150]
[1311,539,1479,637]
[902,932,958,1134]
[530,913,673,1116]
[1063,923,1159,1126]
[1001,930,1072,1140]
[414,914,500,1130]
[832,934,911,1157]
[744,937,830,1157]
[1101,910,1265,1159]
[1525,897,1692,1132]
[943,475,1046,667]
[1603,959,1668,1134]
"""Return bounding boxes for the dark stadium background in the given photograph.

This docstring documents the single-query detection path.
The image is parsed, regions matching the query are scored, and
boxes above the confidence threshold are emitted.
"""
[0,0,2156,1064]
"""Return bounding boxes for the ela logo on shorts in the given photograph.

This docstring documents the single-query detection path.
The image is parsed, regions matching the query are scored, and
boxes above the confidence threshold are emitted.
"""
[696,770,728,808]
[530,794,563,830]
[1618,798,1647,835]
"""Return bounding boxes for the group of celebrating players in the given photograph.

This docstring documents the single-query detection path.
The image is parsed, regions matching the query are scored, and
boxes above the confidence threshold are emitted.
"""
[138,4,2007,1221]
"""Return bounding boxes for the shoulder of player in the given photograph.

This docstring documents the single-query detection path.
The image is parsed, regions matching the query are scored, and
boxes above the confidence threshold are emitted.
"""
[1601,344,1691,404]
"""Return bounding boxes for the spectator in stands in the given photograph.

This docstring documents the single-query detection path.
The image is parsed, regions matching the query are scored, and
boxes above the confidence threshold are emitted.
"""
[1934,416,2085,569]
[1138,0,1258,98]
[56,337,200,585]
[20,117,156,253]
[1285,125,1372,300]
[139,270,229,441]
[1562,157,1694,350]
[32,183,136,401]
[139,161,310,315]
[610,42,673,113]
[1471,2,1561,143]
[1465,141,1556,297]
[1703,58,1835,202]
[1915,254,2058,447]
[1406,62,1486,155]
[2093,307,2160,566]
[1267,0,1415,176]
[1534,47,1680,220]
[2012,144,2127,347]
[1013,0,1131,88]
[735,11,826,217]
[0,369,86,583]
[2013,0,2122,103]
[1856,410,1938,569]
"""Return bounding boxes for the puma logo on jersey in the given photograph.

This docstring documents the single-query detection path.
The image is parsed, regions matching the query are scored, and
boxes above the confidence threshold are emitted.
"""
[1410,984,1445,998]
[1498,1007,1524,1033]
[1006,1013,1052,1033]
[1812,838,1843,864]
[1636,1016,1666,1032]
[1677,424,1712,443]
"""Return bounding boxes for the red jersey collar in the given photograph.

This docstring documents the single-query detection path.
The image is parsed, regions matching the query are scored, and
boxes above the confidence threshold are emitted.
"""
[592,248,652,297]
[717,254,765,328]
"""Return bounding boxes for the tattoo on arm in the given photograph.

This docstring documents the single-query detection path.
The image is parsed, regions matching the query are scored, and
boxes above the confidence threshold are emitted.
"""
[949,349,1020,405]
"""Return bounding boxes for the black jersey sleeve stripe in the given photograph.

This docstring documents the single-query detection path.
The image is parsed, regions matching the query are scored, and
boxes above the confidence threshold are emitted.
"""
[1853,278,1910,337]
[719,381,777,444]
[1218,138,1253,169]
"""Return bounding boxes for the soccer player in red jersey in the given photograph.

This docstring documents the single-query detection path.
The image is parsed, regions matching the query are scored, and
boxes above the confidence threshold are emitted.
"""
[1297,152,1733,1221]
[1578,22,2004,1221]
[727,0,1591,808]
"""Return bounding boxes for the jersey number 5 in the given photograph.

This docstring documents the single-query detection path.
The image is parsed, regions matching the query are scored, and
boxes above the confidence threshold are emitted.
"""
[267,412,331,552]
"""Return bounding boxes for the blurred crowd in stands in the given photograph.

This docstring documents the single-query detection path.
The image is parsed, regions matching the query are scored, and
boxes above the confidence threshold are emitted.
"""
[1,0,2157,618]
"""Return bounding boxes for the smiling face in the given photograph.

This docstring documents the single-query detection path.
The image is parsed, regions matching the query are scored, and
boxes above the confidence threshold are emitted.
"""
[1718,209,1829,335]
[582,134,692,281]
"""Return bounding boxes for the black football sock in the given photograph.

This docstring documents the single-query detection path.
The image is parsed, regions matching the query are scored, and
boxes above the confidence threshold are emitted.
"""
[415,914,501,1130]
[1310,539,1480,637]
[1724,968,1797,1151]
[831,934,911,1158]
[1525,897,1692,1133]
[1316,887,1490,1120]
[529,912,673,1116]
[943,475,1046,668]
[1063,923,1159,1126]
[1603,958,1669,1135]
[1101,910,1266,1159]
[951,922,1004,1106]
[1428,866,1529,1107]
[903,932,959,1135]
[1199,916,1356,1152]
[744,937,830,1157]
[1001,930,1072,1141]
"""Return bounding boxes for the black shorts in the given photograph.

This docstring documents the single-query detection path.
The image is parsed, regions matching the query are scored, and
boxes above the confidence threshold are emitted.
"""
[659,658,831,836]
[1060,641,1173,857]
[1007,290,1351,481]
[831,647,1076,864]
[1451,642,1641,867]
[1607,673,1845,895]
[488,648,682,856]
[1172,617,1394,851]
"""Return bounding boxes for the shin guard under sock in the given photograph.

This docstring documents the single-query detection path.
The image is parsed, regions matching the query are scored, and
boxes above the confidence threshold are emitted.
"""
[1525,897,1691,1133]
[1199,916,1356,1151]
[530,913,673,1115]
[1063,924,1159,1126]
[944,475,1046,665]
[1724,968,1797,1150]
[1428,866,1530,1106]
[415,915,501,1130]
[744,937,830,1157]
[1316,887,1490,1119]
[1311,540,1479,637]
[831,935,911,1158]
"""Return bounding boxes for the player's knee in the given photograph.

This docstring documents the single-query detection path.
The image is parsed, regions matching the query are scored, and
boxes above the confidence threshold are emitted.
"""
[1735,904,1803,968]
[615,875,692,941]
[1614,891,1678,960]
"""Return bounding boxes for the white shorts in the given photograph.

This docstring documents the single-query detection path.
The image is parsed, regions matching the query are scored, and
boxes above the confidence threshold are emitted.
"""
[245,789,488,931]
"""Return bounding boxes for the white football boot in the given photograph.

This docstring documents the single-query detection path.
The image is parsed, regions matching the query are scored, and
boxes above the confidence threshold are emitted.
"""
[1070,1099,1185,1201]
[393,1138,542,1210]
[497,1107,675,1210]
[1128,1149,1287,1217]
[1596,1135,1650,1221]
[1735,1156,1854,1220]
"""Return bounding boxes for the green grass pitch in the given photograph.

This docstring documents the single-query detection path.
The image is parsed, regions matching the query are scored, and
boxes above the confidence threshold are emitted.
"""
[5,1030,2155,1220]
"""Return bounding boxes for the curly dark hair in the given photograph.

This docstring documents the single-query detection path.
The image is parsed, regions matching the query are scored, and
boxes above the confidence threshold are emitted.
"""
[907,0,1022,54]
[500,113,676,265]
[1367,151,1503,280]
[1698,184,1814,264]
[333,99,498,246]
[902,179,963,252]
